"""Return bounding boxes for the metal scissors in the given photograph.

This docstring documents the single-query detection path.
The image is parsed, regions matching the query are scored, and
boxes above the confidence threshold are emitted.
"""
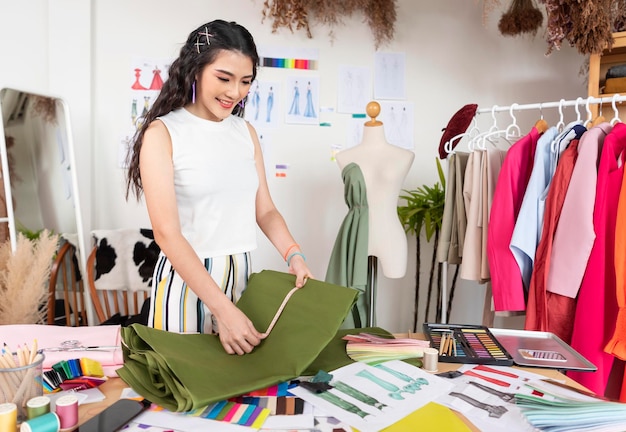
[43,340,120,352]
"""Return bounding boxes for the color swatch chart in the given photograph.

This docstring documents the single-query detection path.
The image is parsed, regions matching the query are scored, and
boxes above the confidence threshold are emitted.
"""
[423,323,514,366]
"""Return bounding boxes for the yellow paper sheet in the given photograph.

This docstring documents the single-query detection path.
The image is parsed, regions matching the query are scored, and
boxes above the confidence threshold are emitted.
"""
[353,402,472,432]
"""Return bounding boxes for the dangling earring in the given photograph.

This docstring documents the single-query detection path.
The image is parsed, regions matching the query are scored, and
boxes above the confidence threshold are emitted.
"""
[192,81,196,104]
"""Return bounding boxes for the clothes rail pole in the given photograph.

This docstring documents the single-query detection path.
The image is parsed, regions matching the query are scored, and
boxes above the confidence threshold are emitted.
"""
[475,95,626,115]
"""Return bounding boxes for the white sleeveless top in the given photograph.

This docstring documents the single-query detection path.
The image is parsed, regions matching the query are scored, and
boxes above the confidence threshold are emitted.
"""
[158,108,258,257]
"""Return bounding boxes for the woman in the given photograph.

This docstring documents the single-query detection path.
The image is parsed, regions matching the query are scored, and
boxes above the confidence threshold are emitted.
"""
[126,20,312,355]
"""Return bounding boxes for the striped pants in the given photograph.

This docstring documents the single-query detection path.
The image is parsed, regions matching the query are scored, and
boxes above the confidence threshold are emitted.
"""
[147,251,251,334]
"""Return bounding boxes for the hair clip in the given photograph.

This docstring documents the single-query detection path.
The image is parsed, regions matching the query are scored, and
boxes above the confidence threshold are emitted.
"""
[198,27,213,46]
[195,36,204,54]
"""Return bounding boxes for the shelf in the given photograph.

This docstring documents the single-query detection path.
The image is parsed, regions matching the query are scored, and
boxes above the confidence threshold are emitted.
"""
[588,32,626,118]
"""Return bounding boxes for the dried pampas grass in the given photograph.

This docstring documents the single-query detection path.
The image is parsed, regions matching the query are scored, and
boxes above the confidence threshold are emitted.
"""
[0,230,59,325]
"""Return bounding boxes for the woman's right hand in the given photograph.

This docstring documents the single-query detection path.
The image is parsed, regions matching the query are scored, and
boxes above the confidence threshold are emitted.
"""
[215,302,265,355]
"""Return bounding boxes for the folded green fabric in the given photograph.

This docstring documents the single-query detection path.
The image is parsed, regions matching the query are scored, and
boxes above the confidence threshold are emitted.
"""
[118,270,358,412]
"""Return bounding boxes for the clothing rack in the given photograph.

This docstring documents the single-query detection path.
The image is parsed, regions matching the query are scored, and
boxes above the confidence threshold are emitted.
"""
[439,94,626,326]
[475,94,626,116]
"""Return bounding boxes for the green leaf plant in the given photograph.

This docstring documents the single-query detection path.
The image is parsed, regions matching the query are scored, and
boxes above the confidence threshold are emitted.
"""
[398,158,455,331]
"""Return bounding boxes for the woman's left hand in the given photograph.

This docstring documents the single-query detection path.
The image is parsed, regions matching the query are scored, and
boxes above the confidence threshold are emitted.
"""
[288,254,313,288]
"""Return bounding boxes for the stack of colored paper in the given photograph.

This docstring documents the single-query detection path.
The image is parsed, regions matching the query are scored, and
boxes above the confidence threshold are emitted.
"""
[342,333,430,364]
[515,380,626,432]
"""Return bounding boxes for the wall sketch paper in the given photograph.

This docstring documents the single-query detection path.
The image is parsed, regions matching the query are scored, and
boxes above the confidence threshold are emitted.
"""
[290,360,454,432]
[337,66,371,114]
[129,58,171,130]
[378,101,415,151]
[285,76,320,125]
[345,115,367,150]
[244,80,280,129]
[119,58,171,168]
[374,52,406,100]
[258,46,320,70]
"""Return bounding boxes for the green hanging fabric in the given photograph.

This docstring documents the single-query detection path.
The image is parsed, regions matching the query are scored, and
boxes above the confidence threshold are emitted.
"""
[325,162,370,328]
[117,270,358,412]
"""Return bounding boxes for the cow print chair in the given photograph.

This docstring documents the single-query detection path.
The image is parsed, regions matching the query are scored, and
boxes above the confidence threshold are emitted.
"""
[87,228,160,325]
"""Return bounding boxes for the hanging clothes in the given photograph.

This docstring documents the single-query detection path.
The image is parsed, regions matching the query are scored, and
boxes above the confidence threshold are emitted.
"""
[438,152,470,265]
[511,123,583,290]
[606,166,626,361]
[437,153,461,265]
[509,127,559,291]
[546,124,611,299]
[479,147,507,281]
[525,137,581,343]
[325,162,369,328]
[568,122,626,396]
[488,127,540,312]
[460,150,486,282]
[454,153,470,258]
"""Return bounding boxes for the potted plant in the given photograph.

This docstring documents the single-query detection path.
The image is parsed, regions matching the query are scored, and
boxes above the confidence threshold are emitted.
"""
[397,158,448,331]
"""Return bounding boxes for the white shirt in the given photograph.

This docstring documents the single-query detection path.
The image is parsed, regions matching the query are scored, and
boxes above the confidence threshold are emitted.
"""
[158,108,258,257]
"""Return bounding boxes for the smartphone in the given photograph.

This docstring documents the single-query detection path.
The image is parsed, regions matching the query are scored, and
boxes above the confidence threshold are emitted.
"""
[78,399,147,432]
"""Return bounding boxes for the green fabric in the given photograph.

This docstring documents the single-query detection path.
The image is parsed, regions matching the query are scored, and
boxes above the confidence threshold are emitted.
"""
[117,270,358,412]
[325,162,369,328]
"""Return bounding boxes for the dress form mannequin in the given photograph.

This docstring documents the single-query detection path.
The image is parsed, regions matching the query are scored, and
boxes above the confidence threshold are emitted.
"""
[335,101,415,278]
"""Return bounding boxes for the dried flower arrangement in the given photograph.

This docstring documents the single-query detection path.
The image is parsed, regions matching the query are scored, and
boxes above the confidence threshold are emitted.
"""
[540,0,614,55]
[0,230,59,325]
[260,0,397,48]
[481,0,626,55]
[498,0,543,36]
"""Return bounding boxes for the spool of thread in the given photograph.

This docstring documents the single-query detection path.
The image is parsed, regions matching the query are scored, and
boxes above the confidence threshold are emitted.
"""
[26,396,51,420]
[0,403,18,432]
[422,347,439,372]
[20,412,59,432]
[54,395,78,430]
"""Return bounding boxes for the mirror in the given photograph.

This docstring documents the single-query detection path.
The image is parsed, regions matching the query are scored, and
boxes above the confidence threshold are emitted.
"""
[0,87,87,323]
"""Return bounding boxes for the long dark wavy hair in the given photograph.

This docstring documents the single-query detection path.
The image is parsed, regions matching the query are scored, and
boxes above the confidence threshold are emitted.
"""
[126,20,259,200]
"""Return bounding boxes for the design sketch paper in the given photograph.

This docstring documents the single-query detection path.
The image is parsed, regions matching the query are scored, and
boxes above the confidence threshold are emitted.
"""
[285,76,320,125]
[337,66,371,114]
[120,58,172,168]
[290,360,454,432]
[128,58,171,131]
[374,52,406,100]
[345,116,366,150]
[244,80,280,129]
[435,364,548,432]
[378,101,415,151]
[257,132,273,179]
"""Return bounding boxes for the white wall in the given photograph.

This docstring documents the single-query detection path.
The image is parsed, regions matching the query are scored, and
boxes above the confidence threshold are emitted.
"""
[1,0,587,332]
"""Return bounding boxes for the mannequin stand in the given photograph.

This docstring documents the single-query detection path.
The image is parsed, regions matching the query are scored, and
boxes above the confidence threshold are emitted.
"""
[366,256,378,327]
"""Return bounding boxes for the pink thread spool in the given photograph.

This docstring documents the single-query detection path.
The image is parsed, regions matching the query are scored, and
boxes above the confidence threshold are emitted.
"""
[54,395,78,430]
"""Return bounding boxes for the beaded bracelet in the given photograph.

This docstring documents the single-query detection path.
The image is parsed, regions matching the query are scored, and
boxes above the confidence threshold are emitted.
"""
[286,251,306,267]
[282,243,300,261]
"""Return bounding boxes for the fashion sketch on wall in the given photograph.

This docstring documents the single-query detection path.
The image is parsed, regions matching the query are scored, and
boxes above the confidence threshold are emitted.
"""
[378,101,415,151]
[285,76,320,125]
[244,80,280,130]
[120,58,171,168]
